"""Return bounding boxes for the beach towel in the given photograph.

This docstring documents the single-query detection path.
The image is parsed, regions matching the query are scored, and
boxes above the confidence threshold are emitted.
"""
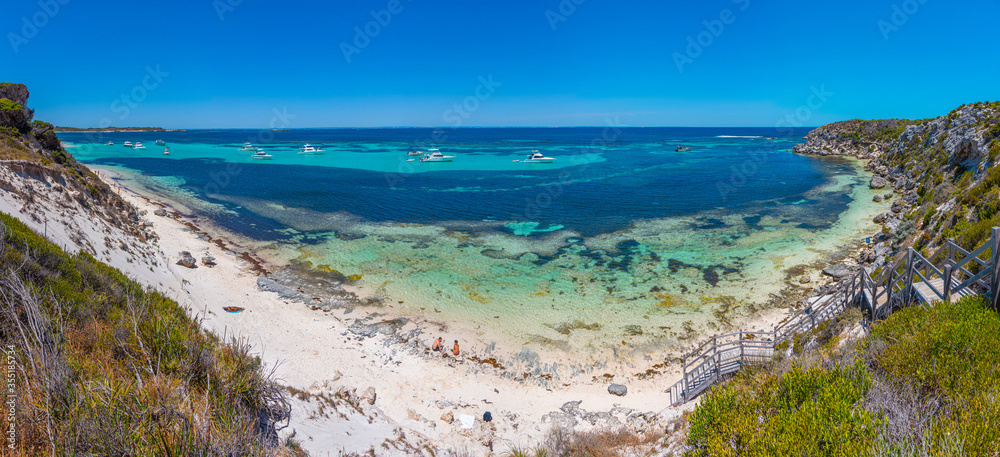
[459,414,475,429]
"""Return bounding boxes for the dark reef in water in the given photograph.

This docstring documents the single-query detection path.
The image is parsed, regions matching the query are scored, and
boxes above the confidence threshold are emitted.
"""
[667,259,742,287]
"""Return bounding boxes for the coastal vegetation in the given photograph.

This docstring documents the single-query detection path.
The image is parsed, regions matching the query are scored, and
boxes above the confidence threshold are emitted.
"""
[685,294,1000,456]
[0,82,300,455]
[683,101,1000,456]
[0,212,298,455]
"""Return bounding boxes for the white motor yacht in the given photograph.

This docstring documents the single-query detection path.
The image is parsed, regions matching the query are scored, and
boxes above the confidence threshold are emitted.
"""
[419,149,455,162]
[251,148,273,160]
[163,147,170,155]
[155,140,166,146]
[240,142,257,151]
[298,144,325,155]
[123,141,132,147]
[522,150,555,163]
[132,142,146,150]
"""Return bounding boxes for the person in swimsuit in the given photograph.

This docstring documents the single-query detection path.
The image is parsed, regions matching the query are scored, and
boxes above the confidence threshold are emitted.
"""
[452,340,460,356]
[431,337,442,352]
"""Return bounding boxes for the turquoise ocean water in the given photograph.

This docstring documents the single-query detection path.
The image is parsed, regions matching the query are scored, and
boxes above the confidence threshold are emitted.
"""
[61,128,882,360]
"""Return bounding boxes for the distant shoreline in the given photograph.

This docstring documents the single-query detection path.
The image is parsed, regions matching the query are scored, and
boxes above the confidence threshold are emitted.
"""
[54,127,183,133]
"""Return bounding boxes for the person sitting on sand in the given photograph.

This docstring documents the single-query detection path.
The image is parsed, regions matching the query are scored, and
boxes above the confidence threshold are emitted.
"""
[453,340,460,356]
[431,337,443,352]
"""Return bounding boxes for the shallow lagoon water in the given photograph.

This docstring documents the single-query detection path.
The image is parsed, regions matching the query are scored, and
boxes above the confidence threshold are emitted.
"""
[63,128,882,360]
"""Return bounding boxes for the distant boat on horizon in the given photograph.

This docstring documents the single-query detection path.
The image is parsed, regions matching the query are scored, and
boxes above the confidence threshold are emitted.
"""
[163,147,170,155]
[123,141,132,147]
[132,142,145,150]
[675,146,692,152]
[240,142,257,151]
[155,140,166,146]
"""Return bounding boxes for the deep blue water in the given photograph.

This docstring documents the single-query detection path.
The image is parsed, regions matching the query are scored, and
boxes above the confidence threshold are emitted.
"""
[60,127,847,239]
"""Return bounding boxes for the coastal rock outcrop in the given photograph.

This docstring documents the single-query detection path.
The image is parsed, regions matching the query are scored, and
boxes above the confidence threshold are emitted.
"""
[870,176,887,189]
[822,263,853,279]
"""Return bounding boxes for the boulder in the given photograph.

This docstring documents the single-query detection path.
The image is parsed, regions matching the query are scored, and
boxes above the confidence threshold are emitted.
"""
[154,209,168,216]
[891,200,905,213]
[822,263,853,279]
[799,276,811,284]
[858,248,877,265]
[177,251,197,268]
[873,195,883,203]
[608,384,628,397]
[441,411,454,424]
[873,212,890,224]
[883,192,893,200]
[869,176,887,189]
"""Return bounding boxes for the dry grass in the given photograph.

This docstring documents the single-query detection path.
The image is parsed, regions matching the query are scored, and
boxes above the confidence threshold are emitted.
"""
[503,426,666,457]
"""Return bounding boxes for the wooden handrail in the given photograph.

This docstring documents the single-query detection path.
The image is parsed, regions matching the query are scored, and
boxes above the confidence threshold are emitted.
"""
[667,228,999,405]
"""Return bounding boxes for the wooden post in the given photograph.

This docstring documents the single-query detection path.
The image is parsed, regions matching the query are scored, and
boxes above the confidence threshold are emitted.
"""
[943,264,953,303]
[681,356,688,398]
[991,228,1000,311]
[885,266,893,314]
[712,335,719,383]
[948,238,956,263]
[739,331,744,362]
[907,247,916,298]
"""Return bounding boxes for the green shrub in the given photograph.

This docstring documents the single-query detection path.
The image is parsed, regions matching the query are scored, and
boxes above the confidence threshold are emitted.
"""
[865,295,1000,454]
[686,362,880,457]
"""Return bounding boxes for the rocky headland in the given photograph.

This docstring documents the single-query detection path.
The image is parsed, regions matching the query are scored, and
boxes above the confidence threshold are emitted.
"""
[794,102,1000,278]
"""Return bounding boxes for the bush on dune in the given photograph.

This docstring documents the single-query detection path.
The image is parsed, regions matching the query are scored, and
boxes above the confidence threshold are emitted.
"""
[0,212,297,455]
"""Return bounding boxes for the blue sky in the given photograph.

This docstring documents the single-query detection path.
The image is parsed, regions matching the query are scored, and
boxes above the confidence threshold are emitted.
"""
[4,0,999,128]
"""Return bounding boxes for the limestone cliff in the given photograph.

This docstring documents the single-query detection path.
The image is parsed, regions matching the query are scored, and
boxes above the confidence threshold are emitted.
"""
[795,101,1000,269]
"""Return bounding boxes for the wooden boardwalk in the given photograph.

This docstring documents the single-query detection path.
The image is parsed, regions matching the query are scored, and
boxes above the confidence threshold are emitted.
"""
[667,229,1000,406]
